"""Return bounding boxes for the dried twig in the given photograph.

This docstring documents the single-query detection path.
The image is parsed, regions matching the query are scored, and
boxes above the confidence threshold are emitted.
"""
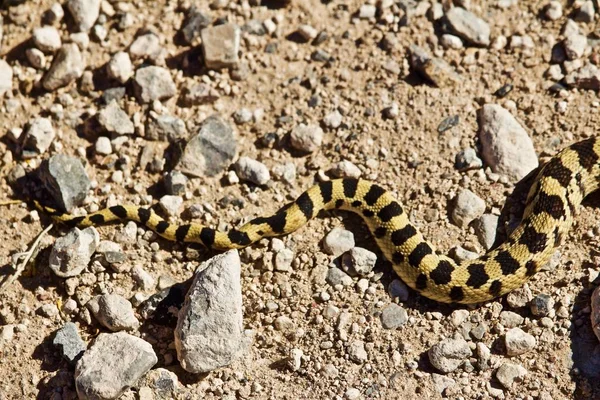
[0,224,53,293]
[0,200,21,207]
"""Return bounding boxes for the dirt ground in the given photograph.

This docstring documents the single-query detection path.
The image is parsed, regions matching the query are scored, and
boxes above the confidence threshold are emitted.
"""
[1,0,600,399]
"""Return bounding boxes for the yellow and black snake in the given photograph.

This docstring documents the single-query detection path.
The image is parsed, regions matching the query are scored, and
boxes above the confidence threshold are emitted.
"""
[36,137,600,304]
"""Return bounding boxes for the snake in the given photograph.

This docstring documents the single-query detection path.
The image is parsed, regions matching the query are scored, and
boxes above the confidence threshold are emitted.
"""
[34,137,600,304]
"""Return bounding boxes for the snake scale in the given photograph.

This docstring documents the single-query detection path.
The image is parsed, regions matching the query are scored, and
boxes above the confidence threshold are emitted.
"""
[35,137,600,304]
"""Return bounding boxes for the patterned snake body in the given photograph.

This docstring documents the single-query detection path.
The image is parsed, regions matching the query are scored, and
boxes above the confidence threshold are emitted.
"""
[37,137,600,304]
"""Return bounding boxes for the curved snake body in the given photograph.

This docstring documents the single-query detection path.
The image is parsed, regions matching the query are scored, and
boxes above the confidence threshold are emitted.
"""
[36,137,600,304]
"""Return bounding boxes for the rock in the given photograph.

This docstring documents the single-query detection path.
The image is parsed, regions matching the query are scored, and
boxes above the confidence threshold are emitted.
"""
[323,110,343,128]
[20,117,55,158]
[26,48,46,69]
[496,362,527,389]
[0,59,12,97]
[181,7,211,45]
[129,33,162,60]
[234,157,271,185]
[176,115,237,177]
[591,286,600,342]
[451,189,486,228]
[40,155,91,211]
[97,100,134,136]
[95,136,112,155]
[274,315,294,332]
[32,26,62,53]
[106,51,133,84]
[347,340,368,363]
[504,327,536,356]
[42,43,84,91]
[180,83,219,106]
[476,342,491,370]
[341,247,377,276]
[67,0,100,31]
[450,309,470,327]
[380,304,408,329]
[441,34,463,49]
[133,66,177,104]
[175,250,244,373]
[201,24,241,69]
[388,279,410,302]
[431,373,456,395]
[46,3,65,24]
[530,294,555,317]
[131,265,155,291]
[565,62,600,90]
[233,108,253,124]
[296,24,318,42]
[331,160,362,179]
[159,195,183,217]
[473,214,498,250]
[409,45,461,87]
[545,1,563,20]
[345,388,360,400]
[164,171,188,196]
[564,34,588,60]
[145,113,187,141]
[445,7,490,47]
[290,123,324,153]
[87,294,140,331]
[102,87,126,104]
[454,148,482,171]
[575,1,595,23]
[138,368,179,399]
[478,104,538,181]
[428,337,471,373]
[75,332,157,400]
[506,285,533,308]
[49,227,99,278]
[38,303,59,318]
[323,228,355,256]
[499,311,524,328]
[326,267,353,286]
[53,322,86,364]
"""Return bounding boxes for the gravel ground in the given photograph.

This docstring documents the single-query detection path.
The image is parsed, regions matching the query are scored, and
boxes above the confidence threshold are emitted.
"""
[1,0,600,399]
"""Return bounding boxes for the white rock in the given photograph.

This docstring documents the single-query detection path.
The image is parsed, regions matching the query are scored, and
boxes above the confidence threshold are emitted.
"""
[331,160,361,179]
[504,327,536,356]
[94,136,112,155]
[235,157,270,185]
[323,110,343,128]
[297,24,318,41]
[0,59,13,97]
[290,123,324,153]
[563,34,588,60]
[451,189,486,228]
[441,34,464,49]
[428,337,472,373]
[87,294,140,331]
[496,362,527,389]
[445,7,490,46]
[473,214,498,250]
[33,26,62,53]
[201,24,241,69]
[129,33,161,60]
[67,0,101,32]
[159,195,183,217]
[26,48,46,69]
[106,51,133,84]
[544,1,563,20]
[478,104,538,181]
[323,228,355,256]
[42,43,85,91]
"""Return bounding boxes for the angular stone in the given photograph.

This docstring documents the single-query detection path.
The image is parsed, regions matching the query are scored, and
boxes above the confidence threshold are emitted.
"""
[428,337,471,373]
[20,117,55,158]
[505,327,536,356]
[75,332,157,400]
[133,66,177,104]
[49,227,99,278]
[106,51,133,84]
[445,7,490,46]
[53,322,86,364]
[175,250,244,373]
[409,45,461,87]
[145,113,187,141]
[40,154,91,211]
[180,7,211,45]
[42,43,84,91]
[67,0,100,32]
[201,24,241,69]
[0,59,12,97]
[97,100,134,136]
[32,26,62,53]
[87,294,140,332]
[290,123,324,153]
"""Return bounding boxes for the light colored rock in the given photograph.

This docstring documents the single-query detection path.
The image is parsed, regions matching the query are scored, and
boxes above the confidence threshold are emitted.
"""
[341,247,377,276]
[53,322,86,364]
[49,227,99,278]
[563,34,588,60]
[347,340,368,363]
[290,123,324,153]
[575,1,595,23]
[452,189,486,228]
[0,59,12,97]
[87,294,140,331]
[175,250,244,373]
[106,51,133,83]
[33,26,62,53]
[478,104,538,181]
[201,24,241,69]
[428,337,471,373]
[545,1,563,20]
[133,66,177,103]
[331,160,361,179]
[39,155,91,211]
[323,228,355,256]
[473,214,498,250]
[445,7,490,46]
[159,195,183,217]
[505,327,536,356]
[565,62,600,90]
[67,0,101,32]
[431,373,456,394]
[234,156,270,185]
[75,332,157,400]
[409,45,461,87]
[26,48,46,69]
[496,362,527,389]
[380,304,408,329]
[129,33,161,60]
[95,136,112,155]
[499,311,524,328]
[20,117,55,157]
[42,43,84,91]
[441,34,463,49]
[145,113,187,142]
[323,110,343,128]
[97,100,134,136]
[297,24,318,41]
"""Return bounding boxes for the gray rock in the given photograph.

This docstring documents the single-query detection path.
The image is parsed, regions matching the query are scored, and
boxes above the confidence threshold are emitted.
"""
[26,48,46,69]
[323,110,343,128]
[575,1,595,23]
[591,286,600,341]
[451,189,486,228]
[545,1,563,20]
[87,294,140,331]
[67,0,100,31]
[75,332,157,400]
[388,279,410,302]
[428,337,471,373]
[431,373,456,394]
[504,327,536,356]
[181,7,211,45]
[145,113,187,141]
[0,59,12,97]
[445,7,490,46]
[506,285,533,308]
[53,322,86,364]
[49,227,99,277]
[46,3,65,24]
[530,294,555,317]
[323,228,355,256]
[20,117,55,158]
[38,303,59,318]
[131,265,155,291]
[106,51,133,84]
[565,62,600,90]
[496,362,527,389]
[564,34,588,60]
[476,342,491,370]
[233,108,253,124]
[180,83,219,106]
[473,214,498,250]
[133,66,177,104]
[40,154,91,211]
[380,304,408,329]
[274,248,294,272]
[129,33,162,61]
[201,24,241,69]
[97,100,134,136]
[102,87,126,104]
[290,123,324,153]
[409,45,461,87]
[499,311,524,328]
[42,43,84,91]
[454,148,482,171]
[441,34,463,49]
[341,247,377,276]
[175,250,244,373]
[159,195,183,217]
[326,267,353,286]
[164,171,188,196]
[331,160,361,179]
[478,104,538,181]
[235,157,270,185]
[32,26,62,53]
[347,340,368,363]
[176,115,237,177]
[138,368,179,399]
